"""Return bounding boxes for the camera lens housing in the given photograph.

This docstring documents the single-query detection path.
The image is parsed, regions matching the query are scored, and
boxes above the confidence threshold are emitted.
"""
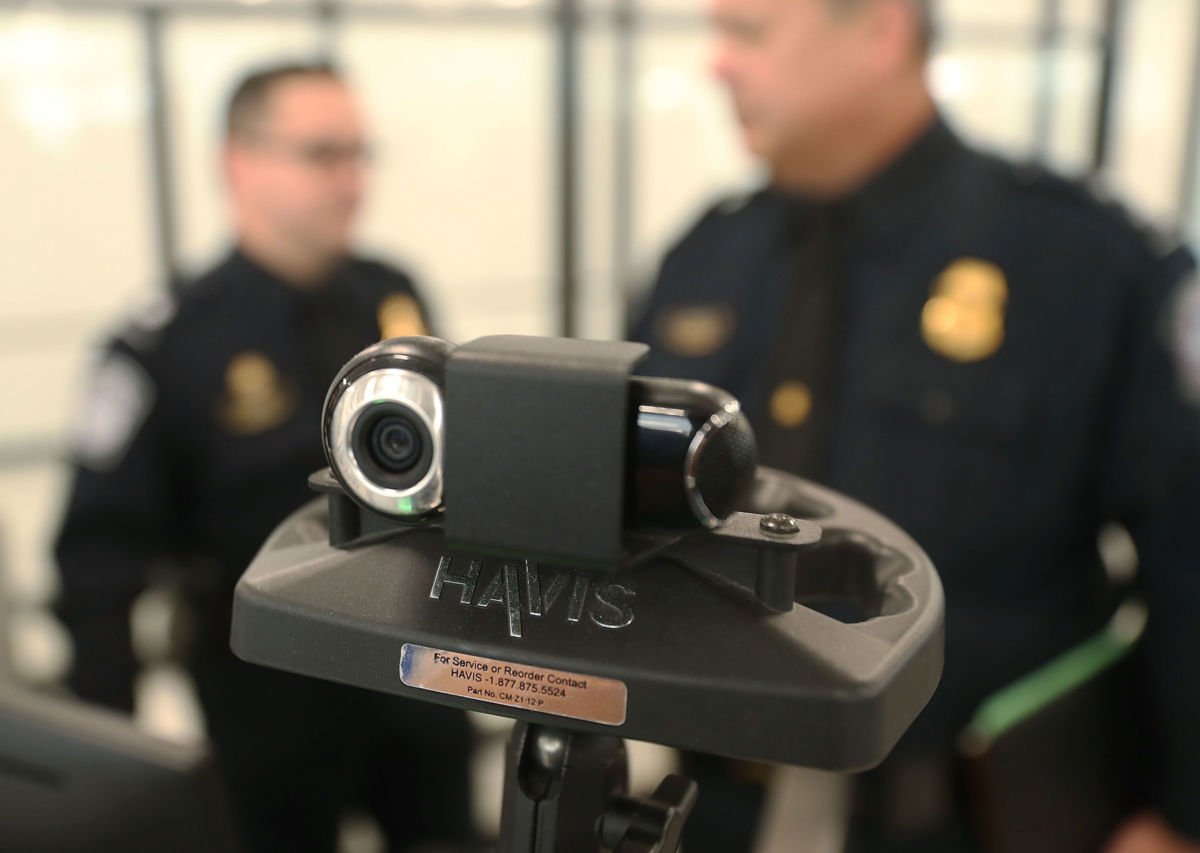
[325,336,756,531]
[323,337,453,519]
[350,404,434,487]
[629,377,757,530]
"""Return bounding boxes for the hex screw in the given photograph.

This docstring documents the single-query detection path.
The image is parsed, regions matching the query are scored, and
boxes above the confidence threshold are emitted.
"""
[760,513,800,536]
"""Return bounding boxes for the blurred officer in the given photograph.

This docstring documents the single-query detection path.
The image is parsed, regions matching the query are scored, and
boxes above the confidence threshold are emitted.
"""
[631,1,1200,851]
[55,62,473,851]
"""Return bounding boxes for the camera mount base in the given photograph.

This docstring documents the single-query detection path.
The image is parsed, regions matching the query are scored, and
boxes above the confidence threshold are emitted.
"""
[233,468,942,770]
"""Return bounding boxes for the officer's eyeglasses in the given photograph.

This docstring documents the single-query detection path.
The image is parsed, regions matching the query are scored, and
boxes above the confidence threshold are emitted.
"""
[250,136,375,171]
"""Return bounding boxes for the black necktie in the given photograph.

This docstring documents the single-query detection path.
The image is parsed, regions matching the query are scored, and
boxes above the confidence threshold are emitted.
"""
[297,275,371,392]
[755,204,847,481]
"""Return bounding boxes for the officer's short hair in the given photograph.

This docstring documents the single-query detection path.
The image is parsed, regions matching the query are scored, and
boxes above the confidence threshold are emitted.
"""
[225,61,343,140]
[827,0,937,58]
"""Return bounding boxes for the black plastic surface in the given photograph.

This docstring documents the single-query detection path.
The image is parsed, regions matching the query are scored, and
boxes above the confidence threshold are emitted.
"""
[233,468,944,771]
[499,724,627,853]
[443,336,648,569]
[0,686,238,853]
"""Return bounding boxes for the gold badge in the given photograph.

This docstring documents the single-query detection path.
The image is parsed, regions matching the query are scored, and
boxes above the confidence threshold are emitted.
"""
[378,294,427,340]
[770,380,812,428]
[921,258,1008,362]
[657,304,736,358]
[217,352,296,435]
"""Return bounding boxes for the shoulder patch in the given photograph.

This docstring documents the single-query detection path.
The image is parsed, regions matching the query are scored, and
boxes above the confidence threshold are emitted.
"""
[72,350,156,471]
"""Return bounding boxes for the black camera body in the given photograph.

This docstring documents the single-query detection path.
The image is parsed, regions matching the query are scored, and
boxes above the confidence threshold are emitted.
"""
[323,336,453,521]
[322,335,760,568]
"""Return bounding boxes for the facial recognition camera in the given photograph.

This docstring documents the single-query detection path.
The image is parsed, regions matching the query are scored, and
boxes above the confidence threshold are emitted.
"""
[323,336,452,520]
[323,335,759,532]
[235,334,945,853]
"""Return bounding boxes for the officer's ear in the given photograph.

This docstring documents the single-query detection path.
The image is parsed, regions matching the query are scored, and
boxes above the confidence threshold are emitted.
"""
[222,136,240,190]
[223,135,257,197]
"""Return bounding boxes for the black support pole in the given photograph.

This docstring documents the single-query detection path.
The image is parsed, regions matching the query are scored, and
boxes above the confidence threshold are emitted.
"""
[316,0,340,60]
[613,0,636,337]
[555,0,581,337]
[141,7,181,288]
[1091,0,1124,173]
[1177,3,1200,227]
[1032,0,1062,160]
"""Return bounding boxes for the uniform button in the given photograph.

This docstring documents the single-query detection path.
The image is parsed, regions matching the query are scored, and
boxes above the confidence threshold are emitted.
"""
[770,381,812,428]
[918,387,954,425]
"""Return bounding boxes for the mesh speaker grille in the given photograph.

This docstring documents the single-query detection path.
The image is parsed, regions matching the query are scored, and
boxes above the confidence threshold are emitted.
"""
[694,411,758,522]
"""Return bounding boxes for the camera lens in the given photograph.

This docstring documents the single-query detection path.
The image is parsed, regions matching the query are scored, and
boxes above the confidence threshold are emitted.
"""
[370,415,422,473]
[350,402,436,491]
[324,340,451,518]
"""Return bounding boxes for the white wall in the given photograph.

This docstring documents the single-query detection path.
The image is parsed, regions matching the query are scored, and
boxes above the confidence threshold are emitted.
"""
[0,9,157,451]
[1108,0,1200,227]
[1,10,157,662]
[342,20,555,341]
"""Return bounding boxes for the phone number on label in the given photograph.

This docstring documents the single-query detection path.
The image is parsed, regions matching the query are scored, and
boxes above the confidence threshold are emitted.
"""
[453,671,568,697]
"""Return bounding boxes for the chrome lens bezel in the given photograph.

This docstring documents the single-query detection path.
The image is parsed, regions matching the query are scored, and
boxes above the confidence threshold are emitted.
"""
[328,368,444,517]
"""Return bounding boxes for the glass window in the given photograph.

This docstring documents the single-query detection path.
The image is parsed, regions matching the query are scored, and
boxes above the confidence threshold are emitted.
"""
[937,0,1042,30]
[1107,0,1198,226]
[579,25,621,339]
[632,29,756,293]
[0,8,154,445]
[930,42,1039,160]
[344,0,549,8]
[338,21,554,340]
[0,8,154,627]
[1061,0,1105,31]
[1045,44,1101,176]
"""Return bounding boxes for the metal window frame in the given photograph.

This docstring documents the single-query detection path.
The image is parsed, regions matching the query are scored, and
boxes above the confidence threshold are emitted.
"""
[0,0,1146,347]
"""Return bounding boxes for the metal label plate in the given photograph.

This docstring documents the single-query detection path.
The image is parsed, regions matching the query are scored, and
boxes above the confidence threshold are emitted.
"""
[400,644,628,726]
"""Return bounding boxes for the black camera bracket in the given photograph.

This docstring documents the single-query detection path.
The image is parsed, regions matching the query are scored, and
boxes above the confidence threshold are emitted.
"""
[311,465,819,615]
[443,335,650,569]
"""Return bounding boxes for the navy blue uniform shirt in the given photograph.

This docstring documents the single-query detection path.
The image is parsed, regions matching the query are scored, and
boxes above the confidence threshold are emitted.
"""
[55,248,432,709]
[51,249,479,852]
[632,118,1200,839]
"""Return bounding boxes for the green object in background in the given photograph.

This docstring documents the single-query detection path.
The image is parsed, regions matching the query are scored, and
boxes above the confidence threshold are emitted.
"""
[963,600,1147,749]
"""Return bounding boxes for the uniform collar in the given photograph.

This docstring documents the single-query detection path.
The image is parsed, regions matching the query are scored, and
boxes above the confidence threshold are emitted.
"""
[778,114,964,239]
[844,113,962,235]
[226,246,349,298]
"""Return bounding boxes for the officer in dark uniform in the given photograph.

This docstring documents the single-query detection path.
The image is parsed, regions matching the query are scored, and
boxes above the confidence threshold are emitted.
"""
[631,1,1200,851]
[55,63,474,851]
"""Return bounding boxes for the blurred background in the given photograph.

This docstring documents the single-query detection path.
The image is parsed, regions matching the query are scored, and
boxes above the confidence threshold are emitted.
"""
[0,0,1198,843]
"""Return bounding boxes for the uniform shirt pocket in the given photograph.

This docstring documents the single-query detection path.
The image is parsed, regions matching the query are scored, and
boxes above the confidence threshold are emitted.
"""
[840,350,1044,544]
